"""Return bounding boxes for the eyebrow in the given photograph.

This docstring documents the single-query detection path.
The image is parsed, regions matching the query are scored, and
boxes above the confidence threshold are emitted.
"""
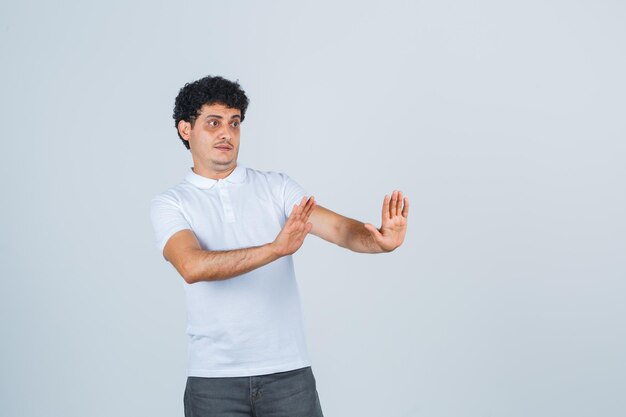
[204,114,241,119]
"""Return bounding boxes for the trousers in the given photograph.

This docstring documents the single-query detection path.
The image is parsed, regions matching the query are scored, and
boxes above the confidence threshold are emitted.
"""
[184,366,324,417]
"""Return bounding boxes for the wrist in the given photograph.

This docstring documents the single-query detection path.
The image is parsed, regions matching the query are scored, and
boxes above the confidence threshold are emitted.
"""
[267,241,284,259]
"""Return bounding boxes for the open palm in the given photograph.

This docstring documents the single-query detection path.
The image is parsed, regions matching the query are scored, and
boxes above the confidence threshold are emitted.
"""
[364,190,409,252]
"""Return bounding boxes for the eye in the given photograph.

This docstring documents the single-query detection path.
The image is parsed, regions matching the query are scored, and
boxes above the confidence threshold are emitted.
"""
[231,121,240,128]
[208,120,220,127]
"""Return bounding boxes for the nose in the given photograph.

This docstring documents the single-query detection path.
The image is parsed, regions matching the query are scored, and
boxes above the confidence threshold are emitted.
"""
[219,128,231,142]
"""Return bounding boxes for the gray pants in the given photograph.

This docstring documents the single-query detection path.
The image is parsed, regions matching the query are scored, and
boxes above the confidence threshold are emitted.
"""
[184,366,324,417]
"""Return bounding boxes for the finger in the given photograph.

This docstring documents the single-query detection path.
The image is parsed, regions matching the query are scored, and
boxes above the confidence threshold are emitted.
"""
[289,202,302,221]
[390,190,397,218]
[295,198,312,225]
[297,196,310,213]
[304,202,316,222]
[303,196,316,218]
[382,194,391,220]
[402,197,409,218]
[396,191,403,216]
[296,196,309,216]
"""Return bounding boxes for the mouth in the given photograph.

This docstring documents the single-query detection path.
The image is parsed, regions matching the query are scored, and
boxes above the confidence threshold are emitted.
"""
[214,145,233,151]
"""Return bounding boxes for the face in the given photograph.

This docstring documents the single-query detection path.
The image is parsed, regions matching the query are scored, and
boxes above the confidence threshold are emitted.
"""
[178,103,242,174]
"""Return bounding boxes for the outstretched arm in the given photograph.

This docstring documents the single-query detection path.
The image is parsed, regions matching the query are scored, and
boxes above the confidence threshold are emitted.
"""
[309,190,409,253]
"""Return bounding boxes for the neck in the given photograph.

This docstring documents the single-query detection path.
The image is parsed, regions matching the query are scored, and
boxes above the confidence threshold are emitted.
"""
[192,162,237,180]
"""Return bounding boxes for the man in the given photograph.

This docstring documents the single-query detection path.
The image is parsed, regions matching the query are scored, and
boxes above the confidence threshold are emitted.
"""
[150,75,409,417]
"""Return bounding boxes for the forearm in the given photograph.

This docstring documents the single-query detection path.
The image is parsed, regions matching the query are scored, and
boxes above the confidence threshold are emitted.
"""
[337,218,386,253]
[184,243,281,283]
[308,195,407,254]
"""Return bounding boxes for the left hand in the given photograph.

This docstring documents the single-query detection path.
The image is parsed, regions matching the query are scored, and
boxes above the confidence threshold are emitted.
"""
[364,190,409,252]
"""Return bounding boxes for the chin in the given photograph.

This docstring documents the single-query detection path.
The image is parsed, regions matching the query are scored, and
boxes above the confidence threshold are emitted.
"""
[211,159,236,167]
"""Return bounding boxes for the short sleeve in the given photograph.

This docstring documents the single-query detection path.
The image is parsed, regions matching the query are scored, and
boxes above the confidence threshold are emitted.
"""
[150,193,191,260]
[281,173,309,218]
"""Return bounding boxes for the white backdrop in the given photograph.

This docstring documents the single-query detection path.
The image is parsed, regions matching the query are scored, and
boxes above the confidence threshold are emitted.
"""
[1,1,625,416]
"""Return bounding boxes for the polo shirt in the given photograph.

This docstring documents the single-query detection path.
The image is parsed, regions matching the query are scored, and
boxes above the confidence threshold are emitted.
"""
[149,164,312,377]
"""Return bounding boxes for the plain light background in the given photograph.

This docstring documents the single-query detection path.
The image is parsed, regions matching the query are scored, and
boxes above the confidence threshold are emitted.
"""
[1,1,625,416]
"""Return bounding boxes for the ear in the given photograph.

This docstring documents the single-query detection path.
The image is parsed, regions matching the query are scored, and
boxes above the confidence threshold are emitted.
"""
[177,120,192,142]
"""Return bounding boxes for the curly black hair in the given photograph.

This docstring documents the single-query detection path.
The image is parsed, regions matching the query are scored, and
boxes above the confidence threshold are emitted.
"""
[173,75,250,149]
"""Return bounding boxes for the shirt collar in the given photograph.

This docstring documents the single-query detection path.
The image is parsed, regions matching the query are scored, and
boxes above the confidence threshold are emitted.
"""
[185,164,247,189]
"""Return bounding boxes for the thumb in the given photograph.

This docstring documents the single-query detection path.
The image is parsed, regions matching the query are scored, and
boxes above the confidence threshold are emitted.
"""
[364,223,382,239]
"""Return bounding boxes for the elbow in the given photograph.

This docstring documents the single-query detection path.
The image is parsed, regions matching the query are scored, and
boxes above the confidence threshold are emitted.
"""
[180,258,200,284]
[179,255,219,284]
[181,267,196,284]
[182,271,196,284]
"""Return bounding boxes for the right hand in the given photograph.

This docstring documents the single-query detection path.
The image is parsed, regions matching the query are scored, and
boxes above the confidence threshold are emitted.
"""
[272,196,316,257]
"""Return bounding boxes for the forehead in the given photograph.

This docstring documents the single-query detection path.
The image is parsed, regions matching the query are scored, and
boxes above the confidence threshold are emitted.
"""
[198,103,241,118]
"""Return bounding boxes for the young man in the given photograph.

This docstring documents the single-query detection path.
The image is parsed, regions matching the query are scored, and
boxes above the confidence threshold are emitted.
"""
[150,75,409,417]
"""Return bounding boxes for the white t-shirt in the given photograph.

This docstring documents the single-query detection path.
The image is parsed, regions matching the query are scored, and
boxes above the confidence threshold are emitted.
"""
[150,164,312,377]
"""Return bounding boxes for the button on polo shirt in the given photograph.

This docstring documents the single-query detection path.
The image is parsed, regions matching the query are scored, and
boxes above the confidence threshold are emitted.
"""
[150,164,312,377]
